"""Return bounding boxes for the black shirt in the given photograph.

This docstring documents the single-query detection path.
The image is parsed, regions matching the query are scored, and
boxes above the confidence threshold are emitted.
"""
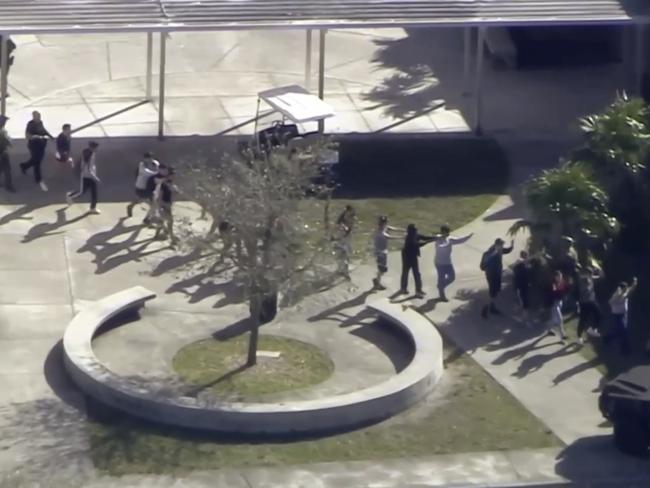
[26,120,51,144]
[56,133,71,153]
[402,233,432,260]
[513,260,531,289]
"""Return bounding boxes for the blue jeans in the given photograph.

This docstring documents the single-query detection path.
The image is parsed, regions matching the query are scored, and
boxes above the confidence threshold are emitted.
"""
[436,264,455,295]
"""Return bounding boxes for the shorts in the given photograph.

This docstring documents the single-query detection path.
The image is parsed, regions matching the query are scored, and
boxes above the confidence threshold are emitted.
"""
[135,188,152,200]
[376,253,388,274]
[486,272,502,298]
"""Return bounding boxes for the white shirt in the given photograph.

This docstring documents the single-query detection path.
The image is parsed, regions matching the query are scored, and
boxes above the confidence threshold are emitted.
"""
[135,160,160,189]
[434,234,472,266]
[374,229,389,255]
[609,292,628,315]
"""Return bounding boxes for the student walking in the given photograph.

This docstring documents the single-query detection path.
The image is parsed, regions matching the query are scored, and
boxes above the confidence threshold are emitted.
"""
[0,114,15,193]
[576,266,603,344]
[335,205,355,279]
[545,270,570,342]
[480,238,514,318]
[433,225,473,301]
[372,216,404,291]
[605,278,638,354]
[19,111,53,191]
[512,251,533,327]
[66,141,100,214]
[55,124,73,166]
[151,165,176,243]
[399,224,433,298]
[126,152,160,221]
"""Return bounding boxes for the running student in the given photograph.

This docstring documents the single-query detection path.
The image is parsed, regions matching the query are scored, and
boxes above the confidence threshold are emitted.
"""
[151,165,176,243]
[433,225,473,301]
[55,124,73,166]
[605,278,638,355]
[335,205,355,279]
[480,238,514,318]
[126,152,160,221]
[0,114,15,193]
[66,141,100,214]
[20,111,53,191]
[372,216,404,291]
[512,250,533,327]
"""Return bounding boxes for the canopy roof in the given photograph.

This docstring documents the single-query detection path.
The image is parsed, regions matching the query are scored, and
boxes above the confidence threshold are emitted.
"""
[0,0,648,34]
[259,85,335,123]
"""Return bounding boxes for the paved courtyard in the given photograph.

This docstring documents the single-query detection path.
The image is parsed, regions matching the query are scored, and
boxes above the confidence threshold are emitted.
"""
[2,27,629,139]
[0,26,646,488]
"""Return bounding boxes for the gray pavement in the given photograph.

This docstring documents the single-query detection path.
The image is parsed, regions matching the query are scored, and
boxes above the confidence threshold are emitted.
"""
[3,28,627,139]
[0,26,644,487]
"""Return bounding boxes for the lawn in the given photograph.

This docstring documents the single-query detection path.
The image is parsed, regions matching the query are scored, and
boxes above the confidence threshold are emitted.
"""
[88,342,560,475]
[172,335,334,401]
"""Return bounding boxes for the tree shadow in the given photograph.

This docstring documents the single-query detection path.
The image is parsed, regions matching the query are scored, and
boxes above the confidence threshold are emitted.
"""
[555,435,650,484]
[151,247,216,277]
[165,268,243,308]
[212,317,254,341]
[360,31,464,120]
[22,207,89,243]
[183,364,251,398]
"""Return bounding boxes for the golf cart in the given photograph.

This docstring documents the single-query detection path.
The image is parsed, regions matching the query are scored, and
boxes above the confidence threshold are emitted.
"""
[599,366,650,457]
[238,85,339,182]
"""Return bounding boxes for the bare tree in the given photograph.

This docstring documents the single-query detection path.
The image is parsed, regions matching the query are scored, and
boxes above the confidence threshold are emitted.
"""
[176,138,342,366]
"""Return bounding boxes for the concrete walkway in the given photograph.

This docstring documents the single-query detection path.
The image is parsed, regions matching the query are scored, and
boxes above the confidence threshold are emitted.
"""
[3,28,626,139]
[0,134,648,486]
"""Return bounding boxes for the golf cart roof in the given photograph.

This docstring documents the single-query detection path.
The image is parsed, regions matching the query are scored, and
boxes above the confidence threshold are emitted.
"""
[258,85,335,124]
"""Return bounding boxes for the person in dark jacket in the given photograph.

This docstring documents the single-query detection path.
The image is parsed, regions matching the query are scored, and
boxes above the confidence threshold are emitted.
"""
[0,114,15,192]
[481,237,514,318]
[55,123,73,166]
[19,110,53,191]
[399,224,434,298]
[513,250,533,327]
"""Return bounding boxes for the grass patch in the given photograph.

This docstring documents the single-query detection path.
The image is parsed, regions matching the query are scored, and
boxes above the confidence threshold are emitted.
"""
[172,335,334,401]
[88,342,560,476]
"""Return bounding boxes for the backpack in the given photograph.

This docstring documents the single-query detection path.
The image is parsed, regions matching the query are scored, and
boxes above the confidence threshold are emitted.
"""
[479,249,491,271]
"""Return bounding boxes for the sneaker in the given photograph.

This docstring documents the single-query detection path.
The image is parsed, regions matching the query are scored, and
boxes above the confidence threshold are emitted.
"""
[65,193,73,206]
[39,181,48,192]
[415,291,425,299]
[397,289,408,295]
[438,294,449,302]
[89,208,101,215]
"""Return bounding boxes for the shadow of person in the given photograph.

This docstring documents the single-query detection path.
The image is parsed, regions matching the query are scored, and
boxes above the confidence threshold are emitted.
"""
[95,238,170,275]
[0,204,37,227]
[512,342,582,379]
[22,207,88,243]
[307,289,375,323]
[166,269,243,308]
[552,355,603,386]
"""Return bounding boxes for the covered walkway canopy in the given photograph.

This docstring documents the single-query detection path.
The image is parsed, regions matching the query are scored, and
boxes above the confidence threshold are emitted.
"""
[0,0,648,33]
[1,0,649,136]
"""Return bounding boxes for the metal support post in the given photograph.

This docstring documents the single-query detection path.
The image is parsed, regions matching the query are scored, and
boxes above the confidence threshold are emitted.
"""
[462,27,472,96]
[158,32,167,140]
[317,29,326,134]
[474,27,486,135]
[0,36,7,116]
[635,23,646,97]
[146,32,153,100]
[305,29,313,91]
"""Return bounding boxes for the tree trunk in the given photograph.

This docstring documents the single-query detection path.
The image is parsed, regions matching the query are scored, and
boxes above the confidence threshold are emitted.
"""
[246,295,261,367]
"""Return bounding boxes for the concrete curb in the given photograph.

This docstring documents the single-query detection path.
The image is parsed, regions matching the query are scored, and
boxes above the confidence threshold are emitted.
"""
[63,289,444,435]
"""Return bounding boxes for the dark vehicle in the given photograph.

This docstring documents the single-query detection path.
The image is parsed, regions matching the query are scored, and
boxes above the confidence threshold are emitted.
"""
[599,366,650,457]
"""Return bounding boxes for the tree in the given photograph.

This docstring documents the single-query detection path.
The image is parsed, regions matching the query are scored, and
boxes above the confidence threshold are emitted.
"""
[510,163,618,260]
[176,138,341,366]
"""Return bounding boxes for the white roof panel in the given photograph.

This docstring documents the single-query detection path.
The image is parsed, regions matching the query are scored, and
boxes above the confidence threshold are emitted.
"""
[0,1,646,34]
[259,85,335,123]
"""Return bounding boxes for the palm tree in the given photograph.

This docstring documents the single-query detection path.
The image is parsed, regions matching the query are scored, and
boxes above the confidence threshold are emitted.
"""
[510,164,618,258]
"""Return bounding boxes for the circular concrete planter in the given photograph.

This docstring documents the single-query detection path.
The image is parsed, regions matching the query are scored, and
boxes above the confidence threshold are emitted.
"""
[63,286,444,435]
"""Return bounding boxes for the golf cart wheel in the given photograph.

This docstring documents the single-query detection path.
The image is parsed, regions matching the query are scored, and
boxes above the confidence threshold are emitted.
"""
[613,418,649,457]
